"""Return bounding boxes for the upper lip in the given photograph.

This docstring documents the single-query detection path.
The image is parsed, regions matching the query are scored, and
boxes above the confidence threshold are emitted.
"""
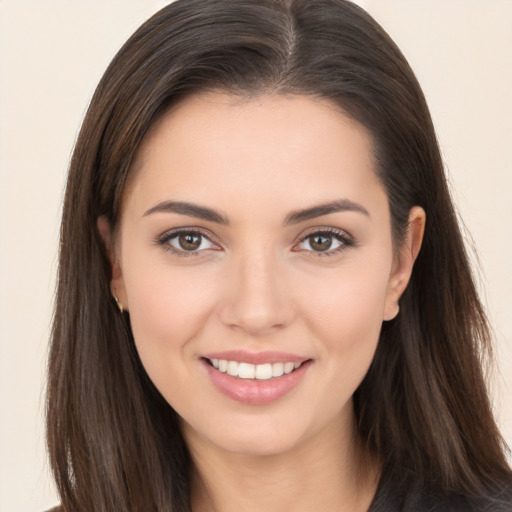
[202,350,309,365]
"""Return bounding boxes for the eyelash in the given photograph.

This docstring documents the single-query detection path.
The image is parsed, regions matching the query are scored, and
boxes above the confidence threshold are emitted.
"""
[295,227,356,257]
[155,227,355,258]
[155,227,219,257]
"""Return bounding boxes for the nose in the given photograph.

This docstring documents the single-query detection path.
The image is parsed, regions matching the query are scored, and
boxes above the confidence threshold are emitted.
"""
[218,249,295,337]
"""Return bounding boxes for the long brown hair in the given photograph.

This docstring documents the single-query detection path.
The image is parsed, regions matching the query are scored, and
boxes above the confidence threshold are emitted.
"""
[47,1,511,510]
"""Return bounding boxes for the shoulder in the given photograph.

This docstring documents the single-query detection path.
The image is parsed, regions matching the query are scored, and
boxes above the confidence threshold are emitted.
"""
[404,488,512,511]
[369,476,512,512]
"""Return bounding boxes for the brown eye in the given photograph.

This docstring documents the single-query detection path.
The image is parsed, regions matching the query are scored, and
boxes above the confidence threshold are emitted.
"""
[178,232,202,251]
[296,229,353,256]
[309,234,333,252]
[162,230,216,254]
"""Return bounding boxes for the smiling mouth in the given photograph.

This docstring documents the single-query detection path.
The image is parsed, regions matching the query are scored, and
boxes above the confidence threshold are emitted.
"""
[204,358,307,380]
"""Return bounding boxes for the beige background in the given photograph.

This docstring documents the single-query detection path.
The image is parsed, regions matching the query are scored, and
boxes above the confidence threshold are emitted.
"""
[0,1,510,510]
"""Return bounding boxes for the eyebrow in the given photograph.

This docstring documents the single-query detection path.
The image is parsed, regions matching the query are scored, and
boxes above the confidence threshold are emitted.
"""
[143,198,370,225]
[143,201,230,224]
[284,199,370,225]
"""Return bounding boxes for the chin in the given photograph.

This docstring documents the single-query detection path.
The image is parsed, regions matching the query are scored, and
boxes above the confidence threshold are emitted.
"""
[216,431,302,458]
[181,410,313,458]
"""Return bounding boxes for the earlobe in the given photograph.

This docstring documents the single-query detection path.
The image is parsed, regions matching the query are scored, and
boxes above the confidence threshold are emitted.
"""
[383,206,426,321]
[97,216,127,311]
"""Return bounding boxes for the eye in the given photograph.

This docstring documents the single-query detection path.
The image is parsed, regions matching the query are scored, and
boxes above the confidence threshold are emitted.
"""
[157,229,218,256]
[295,228,354,256]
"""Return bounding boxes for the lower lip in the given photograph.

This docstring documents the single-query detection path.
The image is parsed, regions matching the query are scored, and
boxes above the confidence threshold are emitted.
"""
[203,360,311,405]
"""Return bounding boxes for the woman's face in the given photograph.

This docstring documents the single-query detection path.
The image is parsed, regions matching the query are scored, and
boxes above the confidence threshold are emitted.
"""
[107,93,421,456]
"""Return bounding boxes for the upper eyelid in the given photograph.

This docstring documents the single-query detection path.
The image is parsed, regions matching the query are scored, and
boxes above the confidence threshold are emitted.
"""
[295,226,353,242]
[158,226,218,242]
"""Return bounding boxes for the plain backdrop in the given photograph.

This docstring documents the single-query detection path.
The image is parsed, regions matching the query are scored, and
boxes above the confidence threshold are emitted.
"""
[1,1,511,510]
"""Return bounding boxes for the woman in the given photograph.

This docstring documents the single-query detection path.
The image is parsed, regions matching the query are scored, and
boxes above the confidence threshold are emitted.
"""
[46,0,512,510]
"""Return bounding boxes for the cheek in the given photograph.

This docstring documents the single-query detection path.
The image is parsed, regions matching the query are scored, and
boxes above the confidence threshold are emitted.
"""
[306,258,390,326]
[121,250,219,370]
[300,257,391,371]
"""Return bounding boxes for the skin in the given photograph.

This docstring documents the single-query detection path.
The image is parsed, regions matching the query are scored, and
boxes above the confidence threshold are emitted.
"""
[99,92,425,512]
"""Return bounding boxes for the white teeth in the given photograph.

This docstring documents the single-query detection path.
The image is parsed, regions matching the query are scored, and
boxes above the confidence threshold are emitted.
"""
[238,362,255,379]
[227,360,238,377]
[211,359,304,380]
[255,363,272,380]
[272,362,284,377]
[283,362,295,374]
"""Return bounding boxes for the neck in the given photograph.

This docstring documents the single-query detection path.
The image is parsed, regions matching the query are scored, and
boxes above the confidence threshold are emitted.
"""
[185,411,380,512]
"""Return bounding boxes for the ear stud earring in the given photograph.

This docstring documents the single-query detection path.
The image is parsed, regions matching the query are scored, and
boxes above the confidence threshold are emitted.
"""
[114,295,124,313]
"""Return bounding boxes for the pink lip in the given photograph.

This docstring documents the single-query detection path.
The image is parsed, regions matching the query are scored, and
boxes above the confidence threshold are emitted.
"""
[201,354,312,405]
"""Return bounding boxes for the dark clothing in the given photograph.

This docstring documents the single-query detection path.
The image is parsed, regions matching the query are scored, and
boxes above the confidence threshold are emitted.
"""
[368,474,512,511]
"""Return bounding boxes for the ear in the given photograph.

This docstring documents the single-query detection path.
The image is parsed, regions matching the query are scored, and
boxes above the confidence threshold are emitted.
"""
[97,216,128,311]
[383,206,426,321]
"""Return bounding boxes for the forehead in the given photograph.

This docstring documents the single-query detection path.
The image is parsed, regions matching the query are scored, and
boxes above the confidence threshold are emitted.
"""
[123,92,386,221]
